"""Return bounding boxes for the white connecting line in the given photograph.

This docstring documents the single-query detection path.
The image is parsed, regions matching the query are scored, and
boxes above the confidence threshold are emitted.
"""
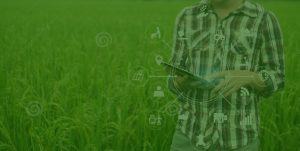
[225,75,254,78]
[149,75,177,78]
[219,93,235,107]
[161,39,172,49]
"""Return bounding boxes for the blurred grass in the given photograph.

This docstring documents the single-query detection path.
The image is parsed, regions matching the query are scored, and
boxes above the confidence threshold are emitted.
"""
[0,0,300,151]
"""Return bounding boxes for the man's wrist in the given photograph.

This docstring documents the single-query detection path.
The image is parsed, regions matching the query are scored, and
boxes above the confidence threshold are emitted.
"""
[250,72,267,91]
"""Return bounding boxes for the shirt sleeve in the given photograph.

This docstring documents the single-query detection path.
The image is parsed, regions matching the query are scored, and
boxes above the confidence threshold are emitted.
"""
[257,11,285,97]
[167,8,189,95]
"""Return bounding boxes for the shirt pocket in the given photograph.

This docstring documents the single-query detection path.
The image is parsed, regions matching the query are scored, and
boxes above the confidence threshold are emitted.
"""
[230,38,253,56]
[230,28,256,55]
[227,30,256,70]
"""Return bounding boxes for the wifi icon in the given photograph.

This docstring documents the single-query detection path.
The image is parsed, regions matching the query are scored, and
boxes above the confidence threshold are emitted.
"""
[240,87,250,97]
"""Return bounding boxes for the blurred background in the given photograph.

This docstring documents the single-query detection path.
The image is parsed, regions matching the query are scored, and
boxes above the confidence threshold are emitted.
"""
[0,0,300,151]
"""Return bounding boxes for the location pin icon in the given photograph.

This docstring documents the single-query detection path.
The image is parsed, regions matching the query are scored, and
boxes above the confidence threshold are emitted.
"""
[155,55,163,65]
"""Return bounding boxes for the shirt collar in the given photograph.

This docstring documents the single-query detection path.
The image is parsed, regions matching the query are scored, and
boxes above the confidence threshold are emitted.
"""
[235,0,259,18]
[198,0,259,18]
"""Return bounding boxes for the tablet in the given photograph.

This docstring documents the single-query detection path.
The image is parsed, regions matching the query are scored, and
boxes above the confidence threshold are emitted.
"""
[161,61,216,88]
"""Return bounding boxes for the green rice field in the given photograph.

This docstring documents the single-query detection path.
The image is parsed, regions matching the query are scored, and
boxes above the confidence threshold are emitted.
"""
[0,0,300,151]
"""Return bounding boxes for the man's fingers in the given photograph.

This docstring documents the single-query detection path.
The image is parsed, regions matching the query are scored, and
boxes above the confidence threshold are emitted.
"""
[223,84,241,97]
[222,80,242,97]
[214,80,235,97]
[207,71,226,81]
[211,79,228,95]
[211,82,224,95]
[222,82,239,97]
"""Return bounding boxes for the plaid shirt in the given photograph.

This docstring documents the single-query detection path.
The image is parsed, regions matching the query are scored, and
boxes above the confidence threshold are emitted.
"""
[167,0,285,150]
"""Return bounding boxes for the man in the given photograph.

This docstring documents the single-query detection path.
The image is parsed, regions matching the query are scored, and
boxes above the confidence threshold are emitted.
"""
[167,0,285,150]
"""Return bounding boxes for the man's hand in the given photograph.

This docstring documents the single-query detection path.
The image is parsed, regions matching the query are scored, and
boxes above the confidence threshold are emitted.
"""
[207,70,266,97]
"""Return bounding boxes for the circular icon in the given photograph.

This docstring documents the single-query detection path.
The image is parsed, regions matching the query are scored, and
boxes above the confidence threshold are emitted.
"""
[95,32,112,47]
[163,101,180,116]
[26,101,43,117]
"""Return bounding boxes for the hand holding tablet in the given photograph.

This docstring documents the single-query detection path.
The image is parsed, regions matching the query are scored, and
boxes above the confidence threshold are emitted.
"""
[161,62,220,89]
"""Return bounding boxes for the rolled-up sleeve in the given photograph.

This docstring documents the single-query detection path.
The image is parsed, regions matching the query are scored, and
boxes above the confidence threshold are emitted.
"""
[167,8,189,95]
[257,11,285,97]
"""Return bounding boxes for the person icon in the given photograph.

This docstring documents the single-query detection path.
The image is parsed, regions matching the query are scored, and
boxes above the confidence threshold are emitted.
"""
[153,86,164,97]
